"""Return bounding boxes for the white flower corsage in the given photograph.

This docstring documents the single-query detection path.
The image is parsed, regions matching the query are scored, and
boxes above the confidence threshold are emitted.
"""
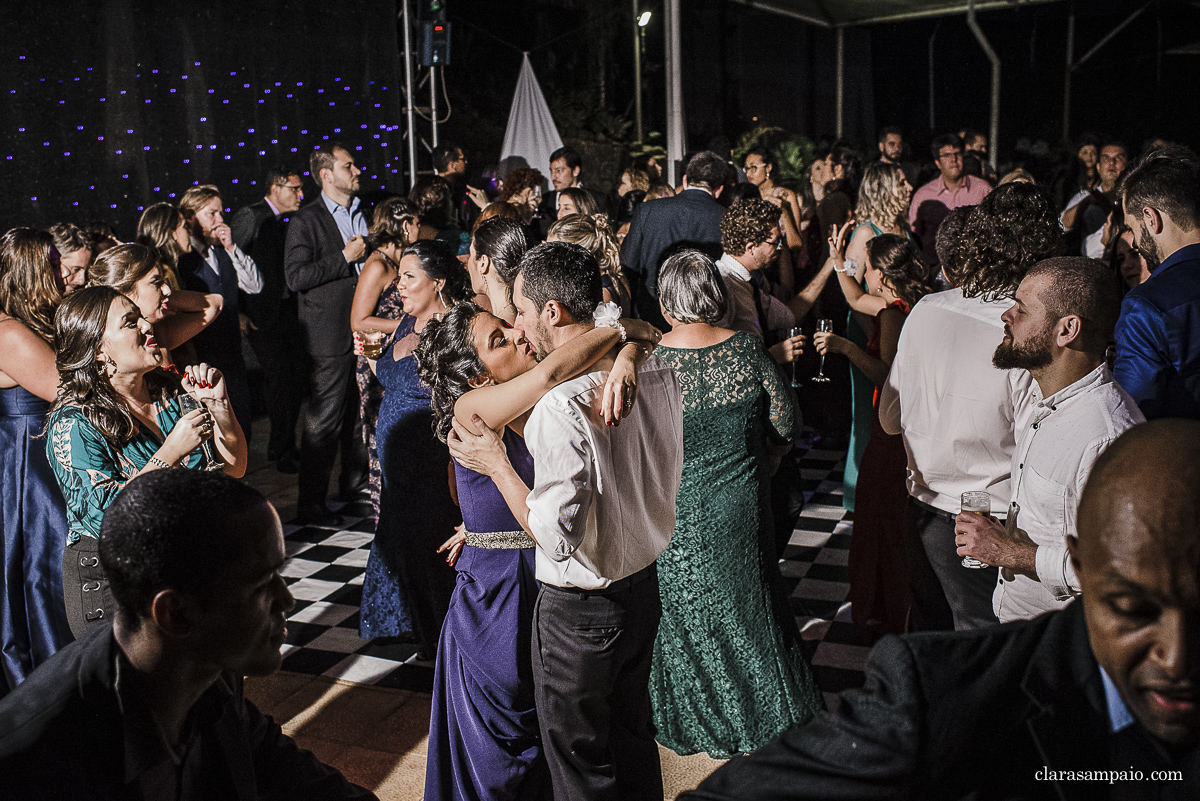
[592,301,626,342]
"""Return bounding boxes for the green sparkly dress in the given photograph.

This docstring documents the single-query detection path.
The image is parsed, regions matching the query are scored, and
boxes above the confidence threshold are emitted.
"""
[651,331,823,759]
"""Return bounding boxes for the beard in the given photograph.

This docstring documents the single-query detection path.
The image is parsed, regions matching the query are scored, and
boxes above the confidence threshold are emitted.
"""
[1133,222,1162,271]
[993,324,1054,371]
[530,318,552,362]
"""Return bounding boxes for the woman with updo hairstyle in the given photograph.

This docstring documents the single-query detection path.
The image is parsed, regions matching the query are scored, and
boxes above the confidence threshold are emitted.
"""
[464,216,531,324]
[410,175,467,254]
[0,227,73,685]
[357,238,472,653]
[650,248,821,758]
[135,202,191,290]
[45,285,247,636]
[412,295,657,800]
[88,242,223,363]
[350,197,422,513]
[554,186,600,220]
[815,228,935,633]
[546,212,632,310]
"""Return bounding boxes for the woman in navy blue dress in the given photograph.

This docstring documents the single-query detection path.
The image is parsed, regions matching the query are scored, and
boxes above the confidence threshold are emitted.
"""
[413,300,659,801]
[0,228,72,692]
[359,240,471,654]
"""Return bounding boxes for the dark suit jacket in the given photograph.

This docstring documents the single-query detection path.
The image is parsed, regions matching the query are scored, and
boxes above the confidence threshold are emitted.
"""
[0,623,375,800]
[230,198,294,331]
[620,187,725,325]
[284,198,359,358]
[682,603,1199,800]
[178,248,246,374]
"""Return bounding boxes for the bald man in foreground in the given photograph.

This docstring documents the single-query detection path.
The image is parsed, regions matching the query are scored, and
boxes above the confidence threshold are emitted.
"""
[681,419,1200,800]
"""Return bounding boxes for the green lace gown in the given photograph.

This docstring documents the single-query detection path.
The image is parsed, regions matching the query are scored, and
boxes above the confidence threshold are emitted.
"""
[651,332,823,759]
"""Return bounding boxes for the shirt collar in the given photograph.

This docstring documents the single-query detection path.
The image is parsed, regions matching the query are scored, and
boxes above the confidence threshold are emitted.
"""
[321,190,359,216]
[264,196,282,218]
[1032,363,1110,419]
[1147,242,1200,279]
[1100,667,1137,733]
[717,252,752,282]
[937,174,974,195]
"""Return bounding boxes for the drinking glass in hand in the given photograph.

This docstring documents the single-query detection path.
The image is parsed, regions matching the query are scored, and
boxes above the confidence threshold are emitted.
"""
[812,319,833,383]
[960,491,991,568]
[178,393,223,471]
[789,326,803,388]
[360,329,385,360]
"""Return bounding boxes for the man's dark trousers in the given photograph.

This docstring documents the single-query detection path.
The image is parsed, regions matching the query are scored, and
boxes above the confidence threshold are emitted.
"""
[532,565,663,801]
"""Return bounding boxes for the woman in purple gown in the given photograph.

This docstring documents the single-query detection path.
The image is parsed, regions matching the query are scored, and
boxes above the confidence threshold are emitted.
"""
[413,301,658,801]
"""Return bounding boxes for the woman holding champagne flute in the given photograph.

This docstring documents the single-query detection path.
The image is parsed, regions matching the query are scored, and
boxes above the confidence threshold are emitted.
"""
[46,286,246,636]
[814,226,935,633]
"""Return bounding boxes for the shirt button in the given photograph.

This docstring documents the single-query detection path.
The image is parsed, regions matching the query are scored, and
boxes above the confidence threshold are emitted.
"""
[1019,464,1023,469]
[1033,423,1039,430]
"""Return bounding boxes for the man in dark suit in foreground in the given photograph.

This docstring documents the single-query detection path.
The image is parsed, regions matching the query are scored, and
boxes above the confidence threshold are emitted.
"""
[0,469,376,799]
[683,419,1200,800]
[285,143,370,525]
[621,150,728,327]
[230,165,306,472]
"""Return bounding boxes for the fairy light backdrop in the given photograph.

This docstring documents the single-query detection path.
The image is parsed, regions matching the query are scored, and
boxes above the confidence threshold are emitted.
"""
[0,2,404,235]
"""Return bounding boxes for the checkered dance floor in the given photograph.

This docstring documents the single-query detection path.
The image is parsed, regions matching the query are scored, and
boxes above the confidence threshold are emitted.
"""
[277,445,871,709]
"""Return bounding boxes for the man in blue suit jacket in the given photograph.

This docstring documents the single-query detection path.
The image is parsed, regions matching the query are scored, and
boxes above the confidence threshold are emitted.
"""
[1113,145,1200,420]
[620,151,729,328]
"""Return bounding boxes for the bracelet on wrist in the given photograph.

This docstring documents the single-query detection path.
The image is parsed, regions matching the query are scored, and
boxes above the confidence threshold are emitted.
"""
[148,456,173,470]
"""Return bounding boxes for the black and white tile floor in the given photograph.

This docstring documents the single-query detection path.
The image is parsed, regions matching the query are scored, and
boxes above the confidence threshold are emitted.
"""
[276,444,875,710]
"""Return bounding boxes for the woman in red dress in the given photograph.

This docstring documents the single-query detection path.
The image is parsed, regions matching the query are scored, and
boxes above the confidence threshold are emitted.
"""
[815,228,936,632]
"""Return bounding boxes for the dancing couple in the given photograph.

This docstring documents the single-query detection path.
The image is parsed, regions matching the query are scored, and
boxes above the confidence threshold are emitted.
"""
[413,239,682,800]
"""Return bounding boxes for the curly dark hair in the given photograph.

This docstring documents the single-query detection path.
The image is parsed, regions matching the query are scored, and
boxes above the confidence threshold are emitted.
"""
[953,182,1064,301]
[868,234,936,309]
[413,302,487,442]
[403,239,473,305]
[720,197,778,256]
[369,196,419,249]
[499,167,544,203]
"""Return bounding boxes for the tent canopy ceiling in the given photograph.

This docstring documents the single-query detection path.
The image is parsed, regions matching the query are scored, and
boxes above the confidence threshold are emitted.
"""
[727,0,1062,27]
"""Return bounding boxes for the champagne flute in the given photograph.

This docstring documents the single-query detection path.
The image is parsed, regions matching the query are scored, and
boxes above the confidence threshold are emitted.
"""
[178,393,223,471]
[789,326,803,388]
[812,319,833,383]
[960,491,991,568]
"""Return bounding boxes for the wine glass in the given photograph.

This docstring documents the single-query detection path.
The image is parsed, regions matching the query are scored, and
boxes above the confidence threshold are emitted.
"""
[788,326,803,388]
[812,319,833,383]
[960,491,991,568]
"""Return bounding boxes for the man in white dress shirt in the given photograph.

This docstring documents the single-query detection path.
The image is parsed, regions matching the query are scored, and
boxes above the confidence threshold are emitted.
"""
[448,241,683,800]
[880,182,1060,631]
[955,257,1144,622]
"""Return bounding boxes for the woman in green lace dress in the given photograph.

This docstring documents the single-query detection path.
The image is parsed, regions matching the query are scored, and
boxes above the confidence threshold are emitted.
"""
[650,250,822,759]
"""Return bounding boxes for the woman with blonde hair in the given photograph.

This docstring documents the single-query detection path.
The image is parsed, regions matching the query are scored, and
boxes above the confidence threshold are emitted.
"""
[839,162,913,514]
[546,213,632,310]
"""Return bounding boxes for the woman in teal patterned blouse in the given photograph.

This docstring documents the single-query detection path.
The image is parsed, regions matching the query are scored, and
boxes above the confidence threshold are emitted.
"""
[45,286,247,635]
[650,250,822,759]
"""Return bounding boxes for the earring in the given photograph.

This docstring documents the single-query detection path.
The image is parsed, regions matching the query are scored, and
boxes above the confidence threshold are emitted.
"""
[438,289,448,309]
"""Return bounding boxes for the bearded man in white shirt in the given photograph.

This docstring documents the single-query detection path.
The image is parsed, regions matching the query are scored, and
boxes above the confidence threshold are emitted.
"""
[448,241,684,800]
[879,182,1061,631]
[954,257,1144,622]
